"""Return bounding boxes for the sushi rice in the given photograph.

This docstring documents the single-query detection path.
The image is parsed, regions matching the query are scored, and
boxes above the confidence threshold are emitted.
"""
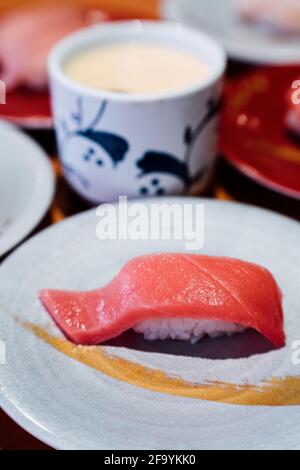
[133,319,246,344]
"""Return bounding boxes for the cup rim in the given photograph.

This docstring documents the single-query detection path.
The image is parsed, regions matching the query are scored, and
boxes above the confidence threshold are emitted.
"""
[48,20,226,103]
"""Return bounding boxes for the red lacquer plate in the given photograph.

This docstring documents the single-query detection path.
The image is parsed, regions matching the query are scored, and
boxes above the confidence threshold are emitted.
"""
[221,66,300,199]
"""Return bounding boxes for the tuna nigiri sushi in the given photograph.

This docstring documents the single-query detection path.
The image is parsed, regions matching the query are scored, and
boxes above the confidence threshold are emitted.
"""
[39,254,285,348]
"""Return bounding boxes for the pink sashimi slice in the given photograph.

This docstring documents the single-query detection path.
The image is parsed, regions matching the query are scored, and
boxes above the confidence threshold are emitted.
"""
[39,254,285,347]
[235,0,300,34]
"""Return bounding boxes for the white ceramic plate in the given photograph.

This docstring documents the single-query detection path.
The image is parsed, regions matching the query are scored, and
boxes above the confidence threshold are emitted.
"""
[162,0,300,64]
[0,123,55,257]
[0,198,300,450]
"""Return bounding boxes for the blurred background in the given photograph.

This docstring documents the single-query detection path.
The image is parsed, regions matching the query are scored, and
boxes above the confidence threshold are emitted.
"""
[1,0,300,449]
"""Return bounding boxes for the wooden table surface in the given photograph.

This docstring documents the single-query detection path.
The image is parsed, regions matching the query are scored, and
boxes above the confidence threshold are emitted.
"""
[1,0,300,451]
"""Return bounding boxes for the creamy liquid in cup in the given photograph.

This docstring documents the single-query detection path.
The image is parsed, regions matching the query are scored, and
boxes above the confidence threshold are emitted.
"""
[64,43,209,94]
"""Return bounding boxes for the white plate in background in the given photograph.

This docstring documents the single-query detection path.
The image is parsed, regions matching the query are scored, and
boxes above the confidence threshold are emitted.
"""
[0,123,55,257]
[162,0,300,64]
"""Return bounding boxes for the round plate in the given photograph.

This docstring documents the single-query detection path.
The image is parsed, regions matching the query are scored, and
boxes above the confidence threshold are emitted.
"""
[0,8,113,130]
[162,0,300,64]
[0,198,300,450]
[221,66,300,199]
[0,123,55,256]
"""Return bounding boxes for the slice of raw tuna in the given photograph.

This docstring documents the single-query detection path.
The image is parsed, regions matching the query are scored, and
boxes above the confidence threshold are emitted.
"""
[40,254,285,347]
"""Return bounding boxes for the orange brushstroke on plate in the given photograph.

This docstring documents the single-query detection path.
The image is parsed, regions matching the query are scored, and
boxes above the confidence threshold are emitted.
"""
[24,322,300,406]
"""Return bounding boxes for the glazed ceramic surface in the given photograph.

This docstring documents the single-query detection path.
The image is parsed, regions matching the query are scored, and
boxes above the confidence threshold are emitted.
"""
[221,66,300,199]
[0,123,55,256]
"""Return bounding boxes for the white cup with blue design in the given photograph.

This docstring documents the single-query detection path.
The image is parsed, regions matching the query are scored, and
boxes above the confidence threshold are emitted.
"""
[48,21,226,204]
